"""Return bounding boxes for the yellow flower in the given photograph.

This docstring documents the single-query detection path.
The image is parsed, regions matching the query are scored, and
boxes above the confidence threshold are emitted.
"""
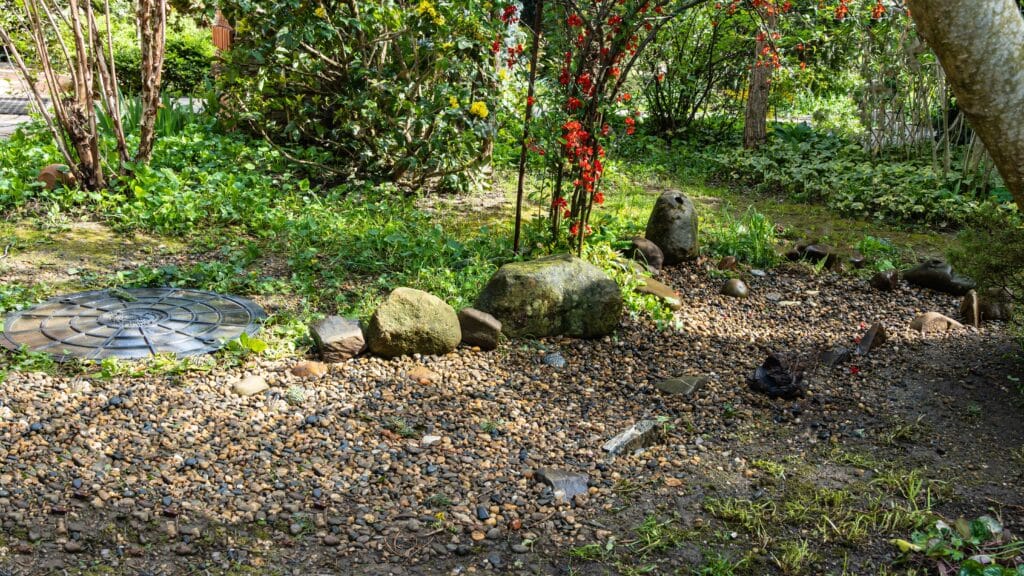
[469,101,489,119]
[314,5,327,18]
[416,0,444,24]
[449,96,460,109]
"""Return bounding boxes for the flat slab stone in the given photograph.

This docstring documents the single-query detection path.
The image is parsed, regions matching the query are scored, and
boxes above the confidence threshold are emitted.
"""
[635,277,682,310]
[602,420,663,455]
[910,312,964,333]
[819,347,852,368]
[535,468,589,500]
[855,322,886,356]
[655,375,708,396]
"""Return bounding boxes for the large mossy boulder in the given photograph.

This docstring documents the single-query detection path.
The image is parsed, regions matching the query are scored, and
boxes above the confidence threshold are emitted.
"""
[475,254,622,338]
[645,190,698,265]
[366,288,461,358]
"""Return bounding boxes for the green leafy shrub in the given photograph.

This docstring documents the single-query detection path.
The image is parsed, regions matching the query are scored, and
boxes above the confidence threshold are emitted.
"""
[115,31,214,96]
[216,0,502,189]
[707,127,1003,227]
[948,203,1023,343]
[0,123,64,211]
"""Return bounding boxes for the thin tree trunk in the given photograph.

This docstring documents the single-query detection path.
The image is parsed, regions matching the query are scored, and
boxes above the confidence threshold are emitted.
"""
[137,0,167,163]
[513,0,543,255]
[908,0,1024,210]
[743,11,776,149]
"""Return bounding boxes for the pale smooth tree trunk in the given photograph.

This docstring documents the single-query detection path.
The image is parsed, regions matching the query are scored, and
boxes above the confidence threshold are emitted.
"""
[908,0,1024,210]
[743,10,776,149]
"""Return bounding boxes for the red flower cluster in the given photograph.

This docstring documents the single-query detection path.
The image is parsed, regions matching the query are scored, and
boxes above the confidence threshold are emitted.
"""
[835,0,849,20]
[505,43,524,68]
[562,119,605,197]
[569,222,593,238]
[500,4,518,24]
[871,1,886,19]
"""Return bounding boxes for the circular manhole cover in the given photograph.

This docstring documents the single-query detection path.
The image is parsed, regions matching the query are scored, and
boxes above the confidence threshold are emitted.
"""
[1,288,266,361]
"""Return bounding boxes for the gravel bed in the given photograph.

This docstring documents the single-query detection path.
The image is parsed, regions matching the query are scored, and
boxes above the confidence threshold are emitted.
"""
[0,260,1019,574]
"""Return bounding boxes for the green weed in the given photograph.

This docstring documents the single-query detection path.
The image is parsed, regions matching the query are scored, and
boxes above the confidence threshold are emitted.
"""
[704,205,781,268]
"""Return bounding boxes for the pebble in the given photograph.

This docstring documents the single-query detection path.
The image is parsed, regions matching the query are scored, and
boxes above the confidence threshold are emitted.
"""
[542,352,567,369]
[291,361,328,378]
[232,375,268,396]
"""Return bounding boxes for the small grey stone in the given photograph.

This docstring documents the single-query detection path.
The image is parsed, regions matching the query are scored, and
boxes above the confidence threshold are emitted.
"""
[721,279,749,298]
[64,540,84,553]
[542,352,566,369]
[654,375,708,396]
[602,420,663,455]
[457,308,501,351]
[487,551,505,568]
[309,316,366,362]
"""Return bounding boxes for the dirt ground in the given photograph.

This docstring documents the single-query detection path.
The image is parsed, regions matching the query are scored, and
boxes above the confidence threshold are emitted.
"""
[0,217,1022,576]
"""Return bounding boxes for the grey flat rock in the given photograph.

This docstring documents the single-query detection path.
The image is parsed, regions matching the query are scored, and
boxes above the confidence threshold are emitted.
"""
[654,375,708,396]
[535,468,589,500]
[602,420,663,455]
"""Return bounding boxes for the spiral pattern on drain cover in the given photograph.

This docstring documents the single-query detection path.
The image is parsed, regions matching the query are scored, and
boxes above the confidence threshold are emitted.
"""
[1,288,266,361]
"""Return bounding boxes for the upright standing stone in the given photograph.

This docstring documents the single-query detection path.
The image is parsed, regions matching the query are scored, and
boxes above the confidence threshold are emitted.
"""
[476,254,622,338]
[960,290,981,328]
[645,190,699,264]
[458,308,501,351]
[309,316,366,361]
[366,288,461,358]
